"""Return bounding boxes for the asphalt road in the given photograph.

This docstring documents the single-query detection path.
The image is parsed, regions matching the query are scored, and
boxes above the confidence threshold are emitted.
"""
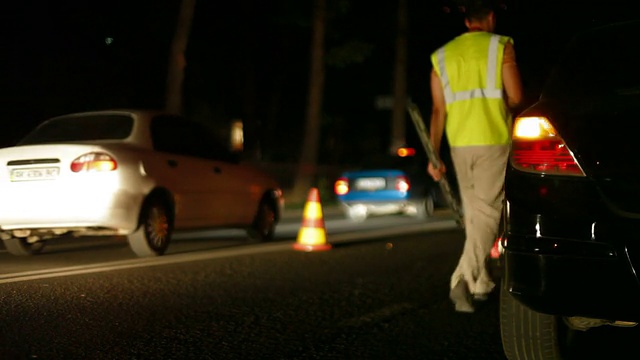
[0,212,639,360]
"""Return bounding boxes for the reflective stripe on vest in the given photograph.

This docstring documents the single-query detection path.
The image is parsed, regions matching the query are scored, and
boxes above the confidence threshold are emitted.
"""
[436,35,502,105]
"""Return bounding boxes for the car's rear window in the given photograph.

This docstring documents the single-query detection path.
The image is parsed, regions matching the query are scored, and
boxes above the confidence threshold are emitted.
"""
[18,114,134,145]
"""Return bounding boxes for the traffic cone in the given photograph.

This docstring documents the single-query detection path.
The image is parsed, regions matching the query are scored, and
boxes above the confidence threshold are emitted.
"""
[293,188,332,252]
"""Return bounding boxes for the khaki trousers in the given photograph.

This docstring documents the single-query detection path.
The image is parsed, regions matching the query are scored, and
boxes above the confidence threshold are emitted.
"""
[449,144,509,295]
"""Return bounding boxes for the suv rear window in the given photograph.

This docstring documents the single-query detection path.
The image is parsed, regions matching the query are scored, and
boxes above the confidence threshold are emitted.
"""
[18,115,133,145]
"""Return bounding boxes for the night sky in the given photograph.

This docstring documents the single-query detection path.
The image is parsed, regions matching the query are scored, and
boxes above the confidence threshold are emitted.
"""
[1,0,636,163]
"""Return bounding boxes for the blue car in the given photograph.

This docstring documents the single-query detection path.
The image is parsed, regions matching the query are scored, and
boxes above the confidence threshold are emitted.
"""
[333,148,448,222]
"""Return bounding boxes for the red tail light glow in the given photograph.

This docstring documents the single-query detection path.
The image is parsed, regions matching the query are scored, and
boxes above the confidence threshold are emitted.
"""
[395,176,410,192]
[396,147,416,157]
[71,153,118,173]
[334,177,349,195]
[511,116,585,177]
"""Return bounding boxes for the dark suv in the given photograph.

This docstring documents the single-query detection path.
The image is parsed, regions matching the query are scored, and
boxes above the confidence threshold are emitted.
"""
[500,20,640,359]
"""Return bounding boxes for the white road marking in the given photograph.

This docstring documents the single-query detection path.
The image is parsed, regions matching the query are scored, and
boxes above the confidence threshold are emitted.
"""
[0,219,459,284]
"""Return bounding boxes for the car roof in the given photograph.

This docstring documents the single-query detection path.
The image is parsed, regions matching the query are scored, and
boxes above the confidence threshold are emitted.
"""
[47,109,173,121]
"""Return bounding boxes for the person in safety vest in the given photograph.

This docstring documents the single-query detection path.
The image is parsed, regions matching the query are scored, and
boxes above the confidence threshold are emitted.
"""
[427,0,523,313]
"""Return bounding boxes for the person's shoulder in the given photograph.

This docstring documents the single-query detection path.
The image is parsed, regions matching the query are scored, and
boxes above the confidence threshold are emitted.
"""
[492,32,514,45]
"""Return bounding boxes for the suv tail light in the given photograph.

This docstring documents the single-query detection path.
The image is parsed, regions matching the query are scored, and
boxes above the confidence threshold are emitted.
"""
[395,176,410,192]
[511,116,585,177]
[71,153,118,173]
[334,177,349,195]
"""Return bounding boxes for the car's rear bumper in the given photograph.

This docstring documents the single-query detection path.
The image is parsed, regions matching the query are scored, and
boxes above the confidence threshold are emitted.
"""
[339,199,420,215]
[0,188,142,234]
[503,238,640,322]
[504,168,640,322]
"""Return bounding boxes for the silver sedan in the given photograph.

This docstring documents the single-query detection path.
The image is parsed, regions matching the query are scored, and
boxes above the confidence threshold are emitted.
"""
[0,110,284,257]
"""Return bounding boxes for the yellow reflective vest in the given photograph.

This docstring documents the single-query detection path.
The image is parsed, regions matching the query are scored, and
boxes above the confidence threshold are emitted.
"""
[431,31,513,147]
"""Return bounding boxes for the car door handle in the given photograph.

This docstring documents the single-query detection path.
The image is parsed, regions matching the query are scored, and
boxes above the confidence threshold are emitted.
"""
[167,160,178,168]
[213,166,221,174]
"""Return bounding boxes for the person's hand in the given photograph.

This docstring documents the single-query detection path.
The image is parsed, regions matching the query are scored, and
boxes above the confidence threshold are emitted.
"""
[427,161,446,182]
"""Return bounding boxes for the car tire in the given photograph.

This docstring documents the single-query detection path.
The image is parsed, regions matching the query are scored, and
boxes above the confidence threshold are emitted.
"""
[247,198,277,242]
[413,196,435,219]
[2,238,46,256]
[128,198,173,257]
[500,283,572,359]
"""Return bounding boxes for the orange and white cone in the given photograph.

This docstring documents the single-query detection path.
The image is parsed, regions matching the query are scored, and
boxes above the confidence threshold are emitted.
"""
[293,188,332,252]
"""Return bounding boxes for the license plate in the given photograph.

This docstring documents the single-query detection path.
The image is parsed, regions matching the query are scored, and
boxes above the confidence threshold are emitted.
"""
[355,177,386,190]
[10,167,60,182]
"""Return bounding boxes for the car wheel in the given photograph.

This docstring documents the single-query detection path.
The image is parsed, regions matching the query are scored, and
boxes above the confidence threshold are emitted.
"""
[2,238,46,256]
[247,199,276,242]
[500,283,573,359]
[128,199,172,257]
[346,204,367,222]
[413,196,435,219]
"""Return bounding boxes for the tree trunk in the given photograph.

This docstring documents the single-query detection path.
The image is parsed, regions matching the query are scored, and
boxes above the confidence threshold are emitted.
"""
[390,0,408,154]
[290,0,326,204]
[165,0,196,114]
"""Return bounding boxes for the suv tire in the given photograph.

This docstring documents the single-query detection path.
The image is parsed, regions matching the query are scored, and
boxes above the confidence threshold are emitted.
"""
[500,283,572,359]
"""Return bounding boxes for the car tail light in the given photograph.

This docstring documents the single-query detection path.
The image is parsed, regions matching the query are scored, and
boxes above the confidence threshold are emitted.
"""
[490,236,503,259]
[395,176,410,192]
[511,116,585,176]
[71,153,117,173]
[396,147,416,157]
[334,177,349,195]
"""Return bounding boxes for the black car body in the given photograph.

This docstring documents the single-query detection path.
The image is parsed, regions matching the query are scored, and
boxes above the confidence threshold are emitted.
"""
[500,20,640,359]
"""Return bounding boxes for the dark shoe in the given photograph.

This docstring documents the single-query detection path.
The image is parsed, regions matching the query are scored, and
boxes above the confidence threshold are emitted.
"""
[449,281,475,313]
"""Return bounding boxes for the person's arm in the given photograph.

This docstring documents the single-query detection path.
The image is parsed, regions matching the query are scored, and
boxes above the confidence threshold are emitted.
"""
[502,42,523,112]
[429,69,446,156]
[427,69,447,181]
